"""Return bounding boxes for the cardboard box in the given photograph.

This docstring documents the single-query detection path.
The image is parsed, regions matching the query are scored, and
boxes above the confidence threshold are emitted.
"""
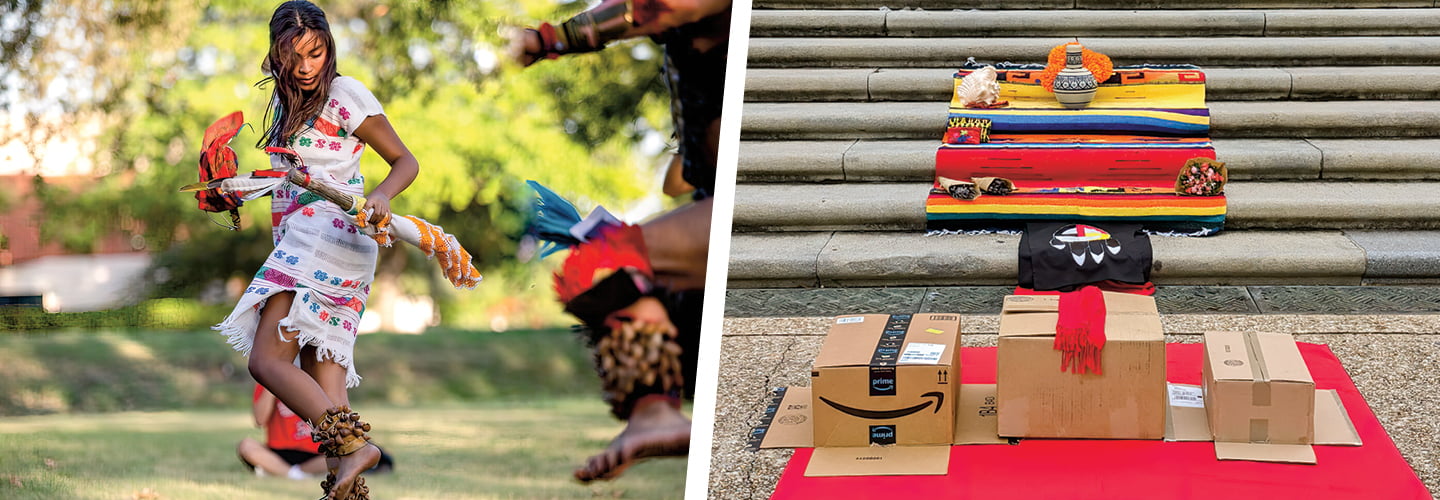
[997,292,1166,439]
[753,384,999,477]
[811,313,962,447]
[1165,383,1362,464]
[1203,331,1315,445]
[755,384,1009,450]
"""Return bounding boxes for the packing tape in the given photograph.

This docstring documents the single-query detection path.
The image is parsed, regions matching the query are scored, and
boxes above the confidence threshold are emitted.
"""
[1249,418,1269,443]
[1252,381,1271,407]
[1242,331,1272,382]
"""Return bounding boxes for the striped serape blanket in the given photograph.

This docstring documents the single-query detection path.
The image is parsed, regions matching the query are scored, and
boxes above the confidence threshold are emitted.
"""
[927,192,1227,236]
[927,65,1226,236]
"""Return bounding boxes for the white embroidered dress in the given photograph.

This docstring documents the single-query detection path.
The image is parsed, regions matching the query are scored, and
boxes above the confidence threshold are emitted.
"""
[215,76,384,387]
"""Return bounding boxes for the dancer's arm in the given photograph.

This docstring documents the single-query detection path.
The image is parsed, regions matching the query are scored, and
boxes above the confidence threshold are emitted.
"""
[353,115,419,225]
[254,389,276,427]
[509,0,732,66]
[661,155,694,197]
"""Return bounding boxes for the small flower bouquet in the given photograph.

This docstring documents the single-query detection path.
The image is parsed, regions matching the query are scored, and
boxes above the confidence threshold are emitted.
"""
[1175,157,1228,196]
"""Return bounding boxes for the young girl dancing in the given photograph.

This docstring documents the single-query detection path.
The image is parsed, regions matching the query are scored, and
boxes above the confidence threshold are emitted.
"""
[214,2,417,498]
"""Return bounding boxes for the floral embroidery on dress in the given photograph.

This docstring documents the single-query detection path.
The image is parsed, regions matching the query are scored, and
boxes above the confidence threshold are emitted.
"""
[262,268,298,288]
[285,255,300,265]
[302,207,315,217]
[329,141,342,151]
[315,139,328,149]
[339,107,351,121]
[331,218,345,229]
[298,137,312,147]
[353,144,364,154]
[329,98,339,108]
[314,270,329,281]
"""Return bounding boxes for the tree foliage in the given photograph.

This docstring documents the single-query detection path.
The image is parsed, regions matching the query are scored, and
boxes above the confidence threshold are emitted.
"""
[4,0,673,323]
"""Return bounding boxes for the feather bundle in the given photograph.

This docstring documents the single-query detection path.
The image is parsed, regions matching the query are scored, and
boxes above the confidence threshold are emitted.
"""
[526,180,587,258]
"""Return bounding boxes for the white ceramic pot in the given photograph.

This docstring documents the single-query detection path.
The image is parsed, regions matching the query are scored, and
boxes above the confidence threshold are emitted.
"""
[1053,44,1098,109]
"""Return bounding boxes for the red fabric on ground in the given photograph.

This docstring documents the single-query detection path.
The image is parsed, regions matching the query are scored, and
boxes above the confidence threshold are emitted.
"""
[769,343,1431,500]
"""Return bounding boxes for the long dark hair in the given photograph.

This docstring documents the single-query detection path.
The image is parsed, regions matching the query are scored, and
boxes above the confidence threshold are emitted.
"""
[255,1,338,148]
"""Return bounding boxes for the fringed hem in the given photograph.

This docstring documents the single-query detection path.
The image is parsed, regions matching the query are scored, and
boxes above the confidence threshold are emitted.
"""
[1143,227,1218,237]
[214,288,362,388]
[926,228,1023,237]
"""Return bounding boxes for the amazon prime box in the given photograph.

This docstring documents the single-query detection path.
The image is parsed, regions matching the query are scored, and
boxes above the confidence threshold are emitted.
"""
[810,313,962,448]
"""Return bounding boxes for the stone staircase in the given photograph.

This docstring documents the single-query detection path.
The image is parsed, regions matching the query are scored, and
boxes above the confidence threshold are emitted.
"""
[731,3,1440,288]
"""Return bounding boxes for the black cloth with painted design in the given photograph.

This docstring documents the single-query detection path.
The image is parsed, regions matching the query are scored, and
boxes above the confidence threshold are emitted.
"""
[1018,222,1152,292]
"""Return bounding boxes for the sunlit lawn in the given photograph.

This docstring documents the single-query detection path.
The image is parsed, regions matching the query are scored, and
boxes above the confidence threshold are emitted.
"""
[0,399,688,499]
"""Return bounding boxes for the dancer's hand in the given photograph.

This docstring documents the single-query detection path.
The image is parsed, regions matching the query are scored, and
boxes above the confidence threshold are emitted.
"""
[506,27,543,67]
[362,191,391,225]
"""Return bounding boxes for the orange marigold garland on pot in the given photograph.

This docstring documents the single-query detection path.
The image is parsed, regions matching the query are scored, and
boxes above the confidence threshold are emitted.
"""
[1039,42,1114,92]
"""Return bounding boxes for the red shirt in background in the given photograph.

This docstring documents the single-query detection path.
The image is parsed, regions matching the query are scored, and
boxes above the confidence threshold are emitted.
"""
[254,384,320,453]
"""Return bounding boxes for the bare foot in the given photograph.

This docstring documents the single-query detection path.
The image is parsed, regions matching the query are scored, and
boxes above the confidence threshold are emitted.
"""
[327,443,380,499]
[575,396,690,482]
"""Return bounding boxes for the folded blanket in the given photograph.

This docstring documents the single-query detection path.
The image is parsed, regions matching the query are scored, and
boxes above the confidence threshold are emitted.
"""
[948,108,1209,137]
[949,65,1209,136]
[926,191,1227,235]
[936,143,1217,189]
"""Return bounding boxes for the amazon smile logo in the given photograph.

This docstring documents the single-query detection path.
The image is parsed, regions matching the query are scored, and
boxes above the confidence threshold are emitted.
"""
[818,391,946,420]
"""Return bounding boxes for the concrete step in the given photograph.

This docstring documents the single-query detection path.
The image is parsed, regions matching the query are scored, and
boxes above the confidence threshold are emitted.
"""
[740,101,1440,140]
[745,67,1440,102]
[747,37,1440,68]
[737,138,1440,182]
[753,0,1436,11]
[730,181,1440,231]
[727,230,1440,287]
[753,9,1440,38]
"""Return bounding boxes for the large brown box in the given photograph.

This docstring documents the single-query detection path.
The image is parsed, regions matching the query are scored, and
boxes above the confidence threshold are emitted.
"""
[1203,331,1315,445]
[811,313,962,447]
[997,292,1166,439]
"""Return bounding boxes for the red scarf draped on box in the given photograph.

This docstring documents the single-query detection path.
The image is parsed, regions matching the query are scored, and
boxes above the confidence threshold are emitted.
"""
[1054,285,1107,374]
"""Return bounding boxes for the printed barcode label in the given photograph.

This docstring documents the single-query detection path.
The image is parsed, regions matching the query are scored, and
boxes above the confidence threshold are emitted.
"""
[837,316,864,324]
[898,342,946,365]
[1168,384,1205,408]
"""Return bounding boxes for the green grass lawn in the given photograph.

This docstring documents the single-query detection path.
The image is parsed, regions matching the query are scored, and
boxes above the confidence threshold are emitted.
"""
[0,328,603,415]
[0,399,688,499]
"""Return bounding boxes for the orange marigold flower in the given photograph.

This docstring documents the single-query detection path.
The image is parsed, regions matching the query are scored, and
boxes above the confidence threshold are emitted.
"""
[1040,42,1114,92]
